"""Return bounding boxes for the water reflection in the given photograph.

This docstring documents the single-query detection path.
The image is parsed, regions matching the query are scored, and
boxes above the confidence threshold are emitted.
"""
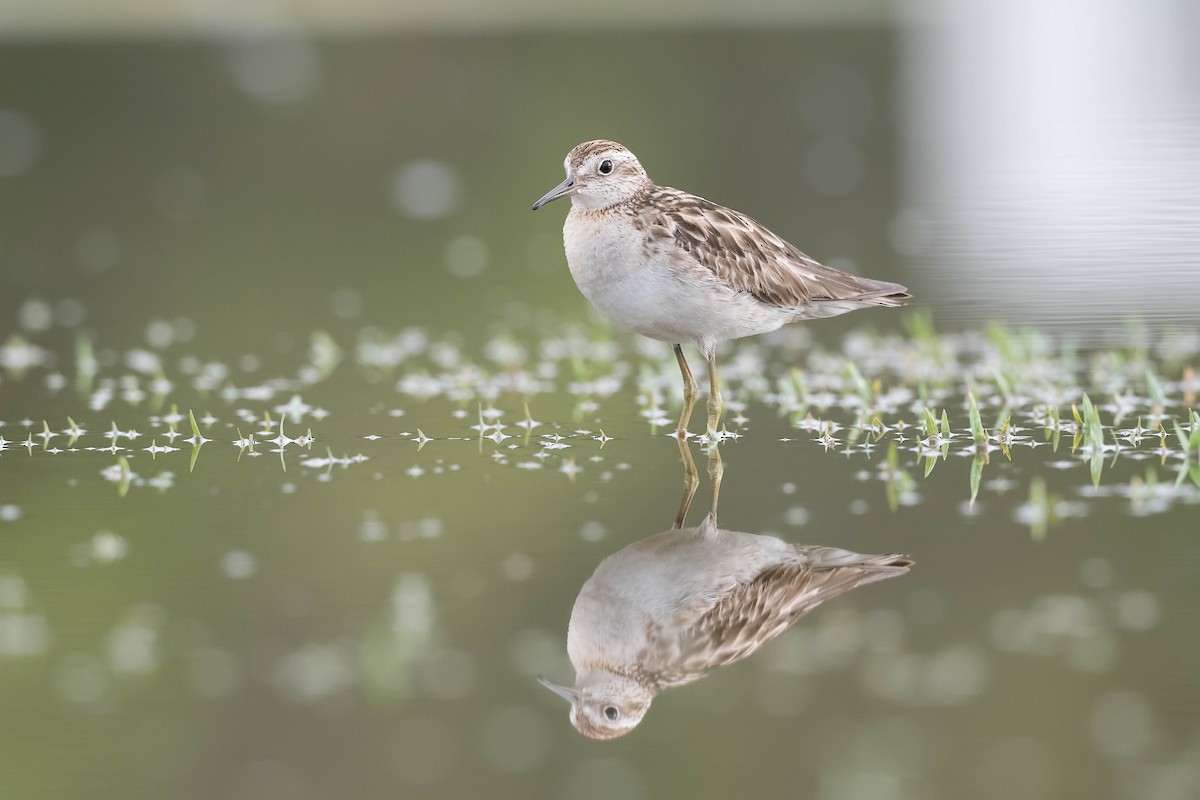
[540,441,913,738]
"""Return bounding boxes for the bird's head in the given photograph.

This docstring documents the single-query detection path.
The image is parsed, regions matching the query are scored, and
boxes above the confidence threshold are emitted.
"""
[537,673,653,739]
[532,140,650,212]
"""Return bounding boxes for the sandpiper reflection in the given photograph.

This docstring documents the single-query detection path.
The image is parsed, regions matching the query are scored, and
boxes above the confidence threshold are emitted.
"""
[540,441,913,739]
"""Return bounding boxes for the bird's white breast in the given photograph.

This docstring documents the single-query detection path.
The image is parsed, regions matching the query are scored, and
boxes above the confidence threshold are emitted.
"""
[563,209,789,350]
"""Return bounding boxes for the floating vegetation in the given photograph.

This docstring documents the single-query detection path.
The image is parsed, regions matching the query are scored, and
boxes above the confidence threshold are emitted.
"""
[0,317,1197,517]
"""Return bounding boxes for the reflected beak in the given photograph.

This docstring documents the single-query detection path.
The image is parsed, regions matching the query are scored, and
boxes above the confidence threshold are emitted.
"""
[531,176,576,210]
[537,675,580,706]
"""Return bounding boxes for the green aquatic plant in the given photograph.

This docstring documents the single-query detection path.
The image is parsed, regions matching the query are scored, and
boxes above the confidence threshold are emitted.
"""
[1172,411,1200,487]
[1074,394,1106,487]
[1144,368,1168,412]
[186,410,210,472]
[923,407,938,440]
[1041,403,1062,451]
[968,391,986,446]
[75,333,97,395]
[65,417,84,447]
[969,454,986,508]
[843,362,872,407]
[902,309,937,344]
[992,367,1012,402]
[920,407,951,477]
[116,455,132,497]
[996,414,1013,460]
[6,316,1200,512]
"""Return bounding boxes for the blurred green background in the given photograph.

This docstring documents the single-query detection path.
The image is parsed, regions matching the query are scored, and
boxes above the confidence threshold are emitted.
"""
[0,30,902,356]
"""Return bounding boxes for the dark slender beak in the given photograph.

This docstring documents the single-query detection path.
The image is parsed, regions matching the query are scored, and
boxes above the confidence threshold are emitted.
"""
[537,675,580,706]
[532,176,576,211]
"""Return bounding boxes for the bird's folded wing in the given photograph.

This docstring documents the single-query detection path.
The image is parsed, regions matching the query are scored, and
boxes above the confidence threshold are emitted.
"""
[646,556,910,686]
[639,186,908,308]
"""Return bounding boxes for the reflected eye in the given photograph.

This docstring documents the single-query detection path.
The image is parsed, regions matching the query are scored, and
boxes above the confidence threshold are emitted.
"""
[598,159,613,175]
[604,706,619,721]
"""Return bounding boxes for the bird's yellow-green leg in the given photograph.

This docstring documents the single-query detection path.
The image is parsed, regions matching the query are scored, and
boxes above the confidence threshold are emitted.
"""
[706,353,724,437]
[673,432,699,530]
[674,344,698,438]
[706,442,724,519]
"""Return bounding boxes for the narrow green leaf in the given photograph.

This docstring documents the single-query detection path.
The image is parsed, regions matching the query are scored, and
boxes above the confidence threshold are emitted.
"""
[1145,369,1167,407]
[993,367,1011,399]
[968,391,985,443]
[844,362,871,403]
[1174,422,1190,454]
[75,332,96,393]
[970,455,985,506]
[1176,460,1190,488]
[117,456,131,497]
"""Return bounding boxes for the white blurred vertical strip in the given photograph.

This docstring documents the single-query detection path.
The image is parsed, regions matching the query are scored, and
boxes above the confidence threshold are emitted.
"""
[898,0,1200,332]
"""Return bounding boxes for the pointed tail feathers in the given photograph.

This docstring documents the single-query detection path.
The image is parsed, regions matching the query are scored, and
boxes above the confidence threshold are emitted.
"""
[795,545,914,584]
[856,279,911,307]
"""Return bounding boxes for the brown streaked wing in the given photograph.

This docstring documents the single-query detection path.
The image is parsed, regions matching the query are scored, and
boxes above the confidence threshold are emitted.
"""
[638,186,909,308]
[643,555,911,688]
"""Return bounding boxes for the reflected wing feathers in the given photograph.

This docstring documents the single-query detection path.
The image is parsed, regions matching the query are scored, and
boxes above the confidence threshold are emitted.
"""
[645,552,912,687]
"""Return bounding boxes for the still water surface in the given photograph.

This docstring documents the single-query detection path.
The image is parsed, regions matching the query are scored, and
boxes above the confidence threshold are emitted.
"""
[3,321,1198,799]
[1,30,1199,800]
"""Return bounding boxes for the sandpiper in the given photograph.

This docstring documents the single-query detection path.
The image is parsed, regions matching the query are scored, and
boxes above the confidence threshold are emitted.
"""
[538,514,912,739]
[533,139,910,433]
[538,439,912,739]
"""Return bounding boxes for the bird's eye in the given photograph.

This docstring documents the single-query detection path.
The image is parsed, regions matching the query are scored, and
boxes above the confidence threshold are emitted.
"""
[598,159,613,175]
[604,706,619,721]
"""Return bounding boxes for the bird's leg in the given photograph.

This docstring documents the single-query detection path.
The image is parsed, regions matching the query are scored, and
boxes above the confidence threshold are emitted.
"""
[673,433,699,529]
[706,352,723,437]
[674,344,698,437]
[706,442,724,520]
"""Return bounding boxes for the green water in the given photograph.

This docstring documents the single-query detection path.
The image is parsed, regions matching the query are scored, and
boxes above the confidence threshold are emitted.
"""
[2,32,1199,800]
